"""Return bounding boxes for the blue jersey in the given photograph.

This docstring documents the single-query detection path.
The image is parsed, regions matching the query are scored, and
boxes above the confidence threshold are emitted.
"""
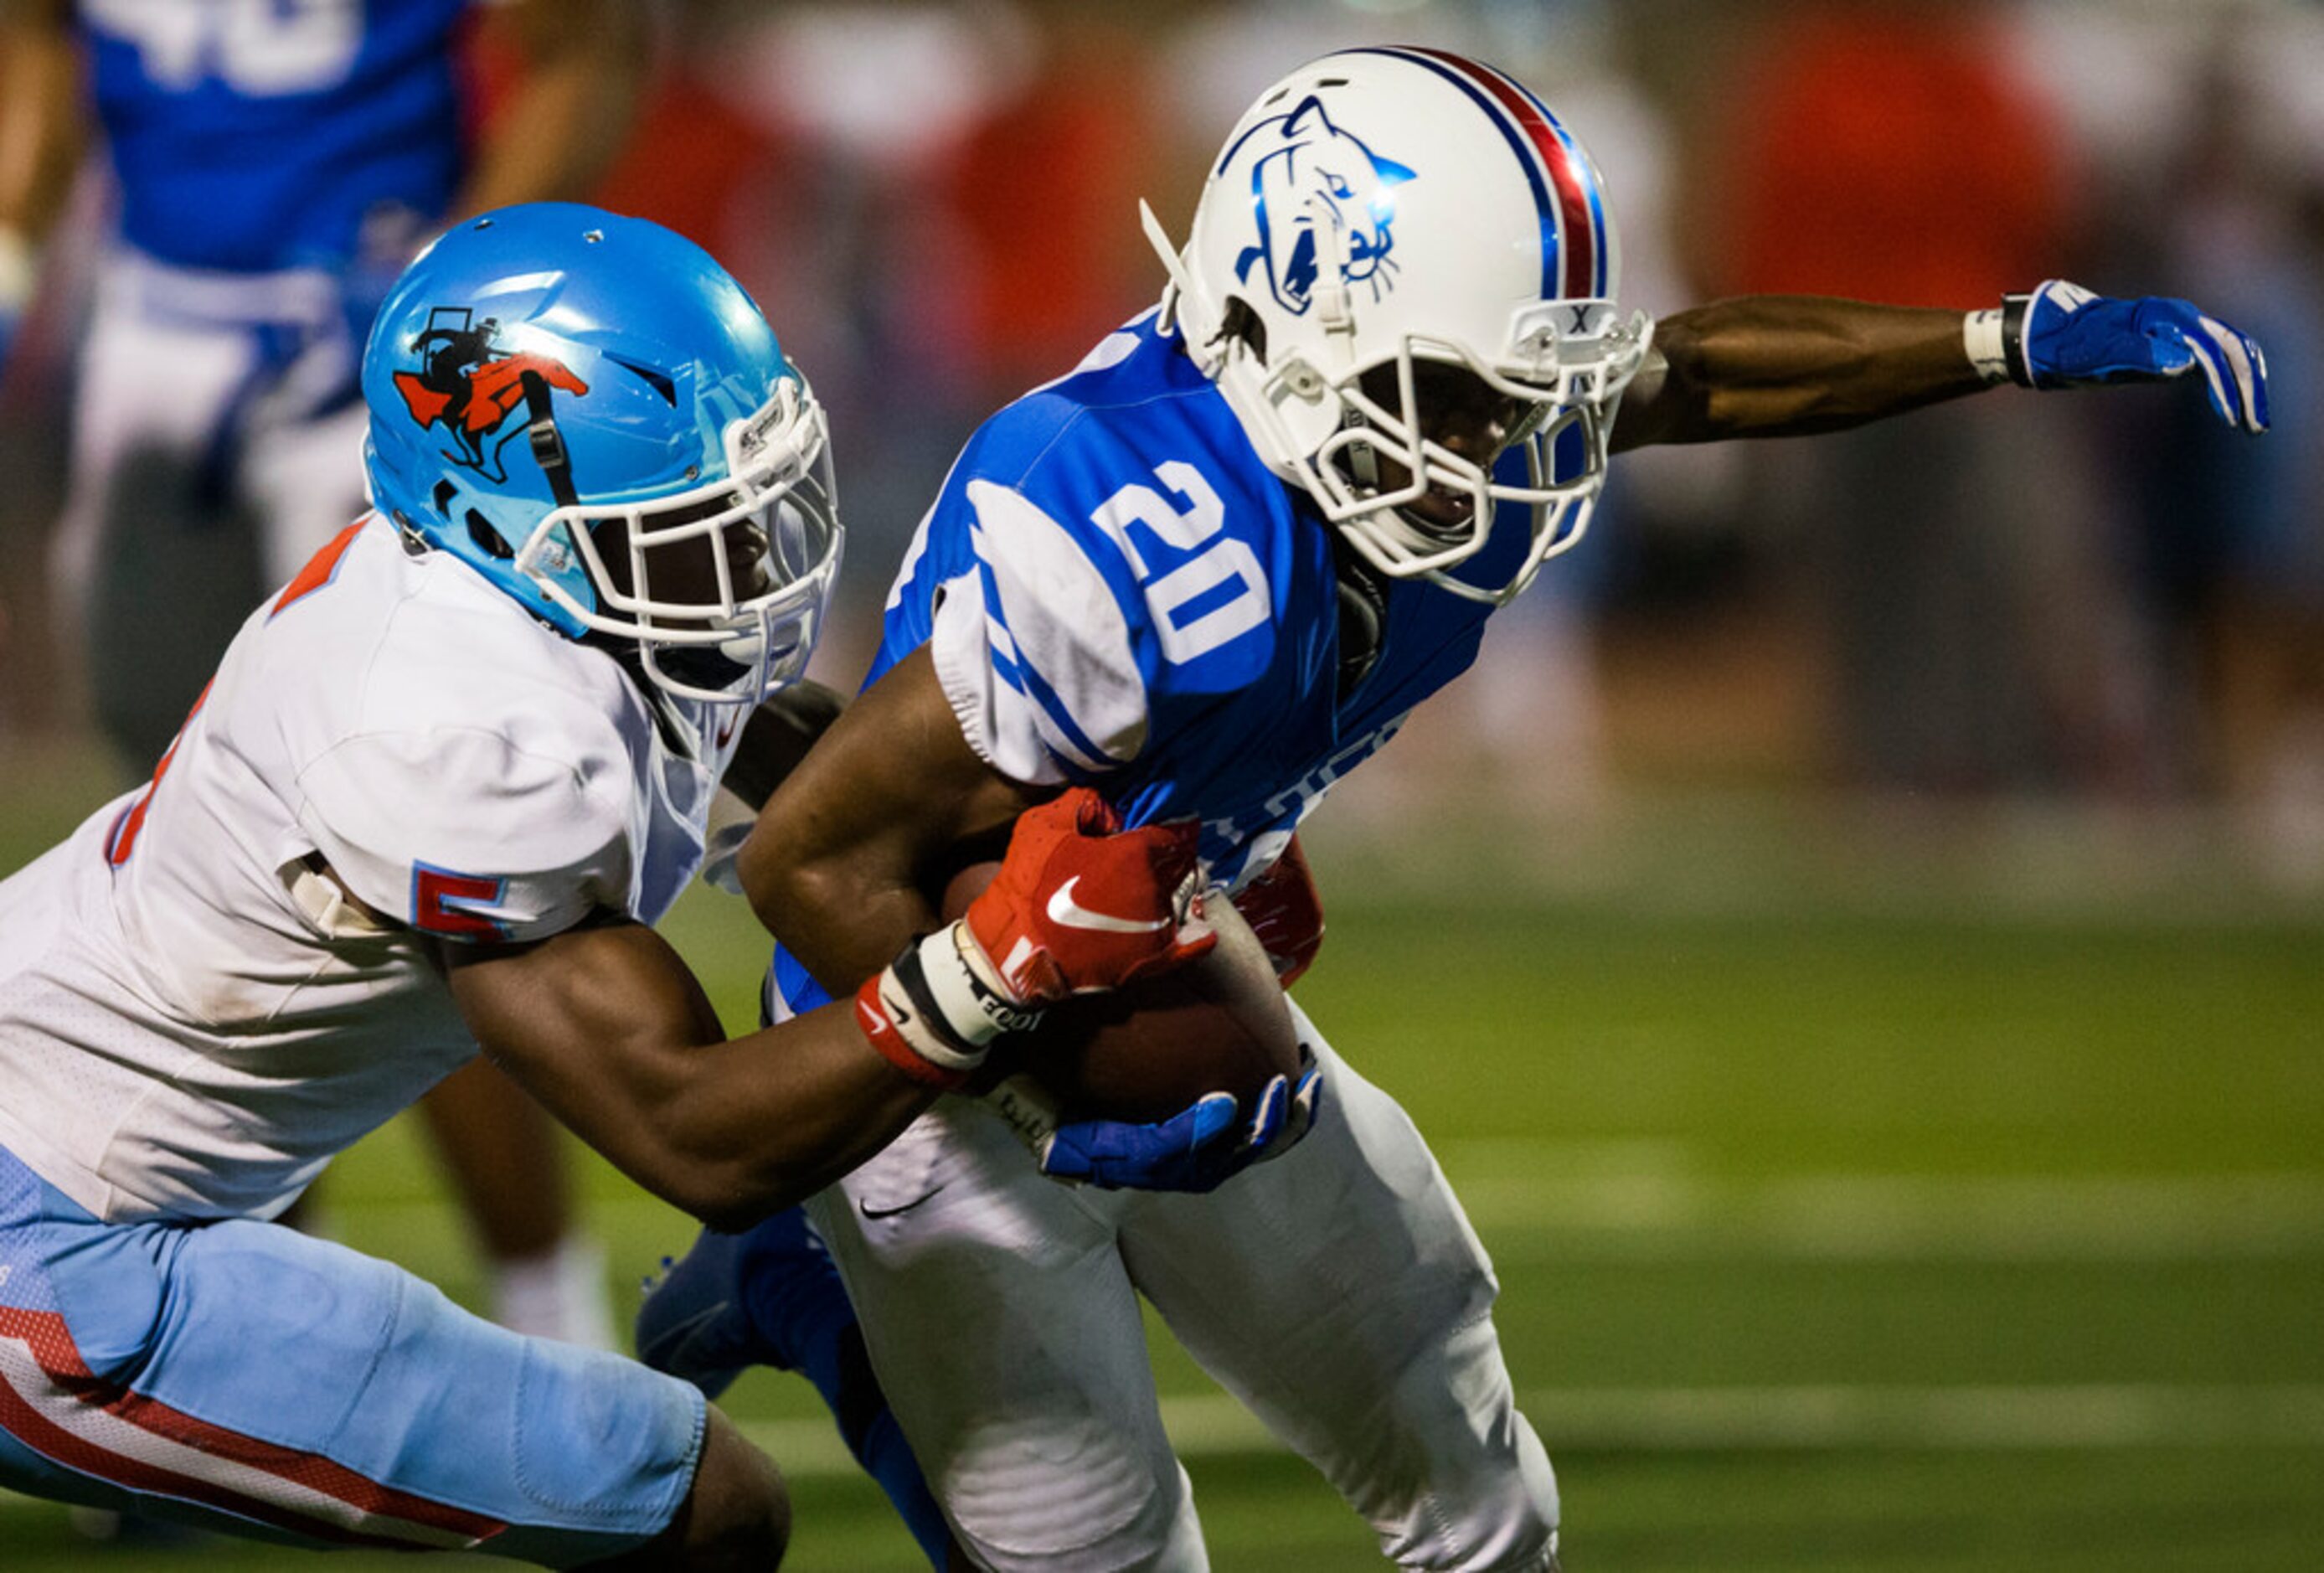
[773,312,1528,1014]
[83,0,475,273]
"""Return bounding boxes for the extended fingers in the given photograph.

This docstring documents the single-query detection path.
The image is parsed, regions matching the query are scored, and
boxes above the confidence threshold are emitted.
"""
[1239,1075,1289,1157]
[2191,314,2270,433]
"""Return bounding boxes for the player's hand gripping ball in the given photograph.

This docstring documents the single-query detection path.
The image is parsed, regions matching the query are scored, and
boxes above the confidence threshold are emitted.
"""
[946,847,1303,1126]
[960,788,1216,1006]
[857,788,1217,1091]
[1027,1051,1323,1192]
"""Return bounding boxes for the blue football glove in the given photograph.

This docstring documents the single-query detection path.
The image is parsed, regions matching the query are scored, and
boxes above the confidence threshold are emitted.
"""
[983,1050,1324,1194]
[1992,279,2270,434]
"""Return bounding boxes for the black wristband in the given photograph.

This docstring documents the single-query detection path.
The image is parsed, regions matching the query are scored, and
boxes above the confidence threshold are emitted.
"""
[2000,291,2036,388]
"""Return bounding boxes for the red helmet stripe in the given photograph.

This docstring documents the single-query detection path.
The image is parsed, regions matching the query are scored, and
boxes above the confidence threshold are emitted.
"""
[1399,46,1601,300]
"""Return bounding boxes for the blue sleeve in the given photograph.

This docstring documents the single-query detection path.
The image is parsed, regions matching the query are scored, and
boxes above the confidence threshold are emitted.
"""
[923,409,1281,786]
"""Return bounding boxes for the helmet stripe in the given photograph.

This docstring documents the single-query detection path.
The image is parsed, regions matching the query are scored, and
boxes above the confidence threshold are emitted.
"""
[1380,46,1604,301]
[1476,59,1610,300]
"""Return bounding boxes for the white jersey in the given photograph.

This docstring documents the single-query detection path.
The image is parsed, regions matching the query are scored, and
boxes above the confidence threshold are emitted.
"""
[0,514,744,1223]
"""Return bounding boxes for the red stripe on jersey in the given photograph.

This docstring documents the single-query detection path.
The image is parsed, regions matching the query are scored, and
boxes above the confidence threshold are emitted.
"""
[106,680,212,869]
[0,1307,504,1549]
[1404,46,1599,300]
[271,520,367,620]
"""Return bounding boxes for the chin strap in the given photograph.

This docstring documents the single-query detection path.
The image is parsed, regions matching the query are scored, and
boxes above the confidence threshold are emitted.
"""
[522,369,582,508]
[1329,529,1387,699]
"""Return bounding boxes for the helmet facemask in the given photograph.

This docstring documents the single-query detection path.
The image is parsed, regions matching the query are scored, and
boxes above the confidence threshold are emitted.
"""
[513,378,842,705]
[1283,318,1649,606]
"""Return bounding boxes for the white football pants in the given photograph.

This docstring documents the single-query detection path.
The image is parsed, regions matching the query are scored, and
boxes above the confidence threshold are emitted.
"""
[804,1002,1560,1572]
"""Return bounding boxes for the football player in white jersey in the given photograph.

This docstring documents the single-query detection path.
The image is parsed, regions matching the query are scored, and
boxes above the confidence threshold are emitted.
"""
[0,204,1225,1565]
[651,49,2270,1573]
[0,0,651,1359]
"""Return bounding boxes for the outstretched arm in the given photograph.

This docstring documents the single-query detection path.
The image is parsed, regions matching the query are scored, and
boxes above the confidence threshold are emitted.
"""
[1611,297,1981,451]
[1613,284,2270,453]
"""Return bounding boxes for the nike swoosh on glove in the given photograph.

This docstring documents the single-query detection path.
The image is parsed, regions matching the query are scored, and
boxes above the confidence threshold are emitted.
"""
[963,787,1214,1006]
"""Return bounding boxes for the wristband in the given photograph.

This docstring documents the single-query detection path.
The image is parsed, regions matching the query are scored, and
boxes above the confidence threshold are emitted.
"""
[853,921,1045,1091]
[856,962,977,1091]
[1967,292,2042,388]
[979,1072,1064,1157]
[1963,307,2009,385]
[856,990,971,1090]
[926,922,1045,1042]
[1998,291,2037,386]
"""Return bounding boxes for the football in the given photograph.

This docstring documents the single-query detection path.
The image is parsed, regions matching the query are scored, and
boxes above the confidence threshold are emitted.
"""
[942,861,1302,1122]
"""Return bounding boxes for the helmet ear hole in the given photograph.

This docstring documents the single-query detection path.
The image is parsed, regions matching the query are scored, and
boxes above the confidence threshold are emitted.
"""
[465,510,515,561]
[1219,297,1267,363]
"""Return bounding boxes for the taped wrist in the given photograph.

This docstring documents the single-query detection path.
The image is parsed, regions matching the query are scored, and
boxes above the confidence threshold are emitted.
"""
[1966,291,2038,388]
[855,921,1043,1091]
[979,1072,1064,1159]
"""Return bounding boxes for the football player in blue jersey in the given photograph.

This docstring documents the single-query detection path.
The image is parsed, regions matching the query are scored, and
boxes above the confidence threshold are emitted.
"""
[1,0,649,761]
[644,47,2271,1573]
[0,0,652,1361]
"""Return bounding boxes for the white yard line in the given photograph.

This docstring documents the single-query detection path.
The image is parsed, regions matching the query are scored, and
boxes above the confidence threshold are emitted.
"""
[1512,1384,2324,1451]
[18,1166,2303,1511]
[1440,1148,2324,1260]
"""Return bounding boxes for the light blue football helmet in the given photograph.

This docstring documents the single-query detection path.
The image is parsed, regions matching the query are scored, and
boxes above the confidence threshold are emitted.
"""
[362,204,841,704]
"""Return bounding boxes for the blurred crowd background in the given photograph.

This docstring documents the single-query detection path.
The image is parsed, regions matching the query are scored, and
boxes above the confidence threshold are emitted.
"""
[3,0,2320,888]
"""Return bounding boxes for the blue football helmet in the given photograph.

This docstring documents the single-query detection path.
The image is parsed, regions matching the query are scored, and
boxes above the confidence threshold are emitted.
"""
[362,204,841,704]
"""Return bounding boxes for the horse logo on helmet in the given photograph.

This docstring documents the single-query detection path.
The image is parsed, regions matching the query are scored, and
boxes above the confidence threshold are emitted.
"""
[391,307,590,486]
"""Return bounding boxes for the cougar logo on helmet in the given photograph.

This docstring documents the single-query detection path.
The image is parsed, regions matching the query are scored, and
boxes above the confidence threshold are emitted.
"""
[390,307,590,484]
[1224,95,1415,318]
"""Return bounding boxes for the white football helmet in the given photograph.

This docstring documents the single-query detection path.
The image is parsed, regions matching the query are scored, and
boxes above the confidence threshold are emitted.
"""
[1145,47,1652,604]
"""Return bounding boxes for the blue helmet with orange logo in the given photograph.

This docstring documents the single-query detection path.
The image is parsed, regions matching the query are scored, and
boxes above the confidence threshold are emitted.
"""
[362,204,841,703]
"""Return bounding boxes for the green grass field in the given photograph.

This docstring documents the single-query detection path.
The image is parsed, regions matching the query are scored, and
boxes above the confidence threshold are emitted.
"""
[2,752,2319,1570]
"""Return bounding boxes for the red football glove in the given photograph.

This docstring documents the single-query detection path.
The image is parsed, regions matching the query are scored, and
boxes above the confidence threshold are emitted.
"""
[965,787,1214,1006]
[856,788,1214,1092]
[1233,834,1324,988]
